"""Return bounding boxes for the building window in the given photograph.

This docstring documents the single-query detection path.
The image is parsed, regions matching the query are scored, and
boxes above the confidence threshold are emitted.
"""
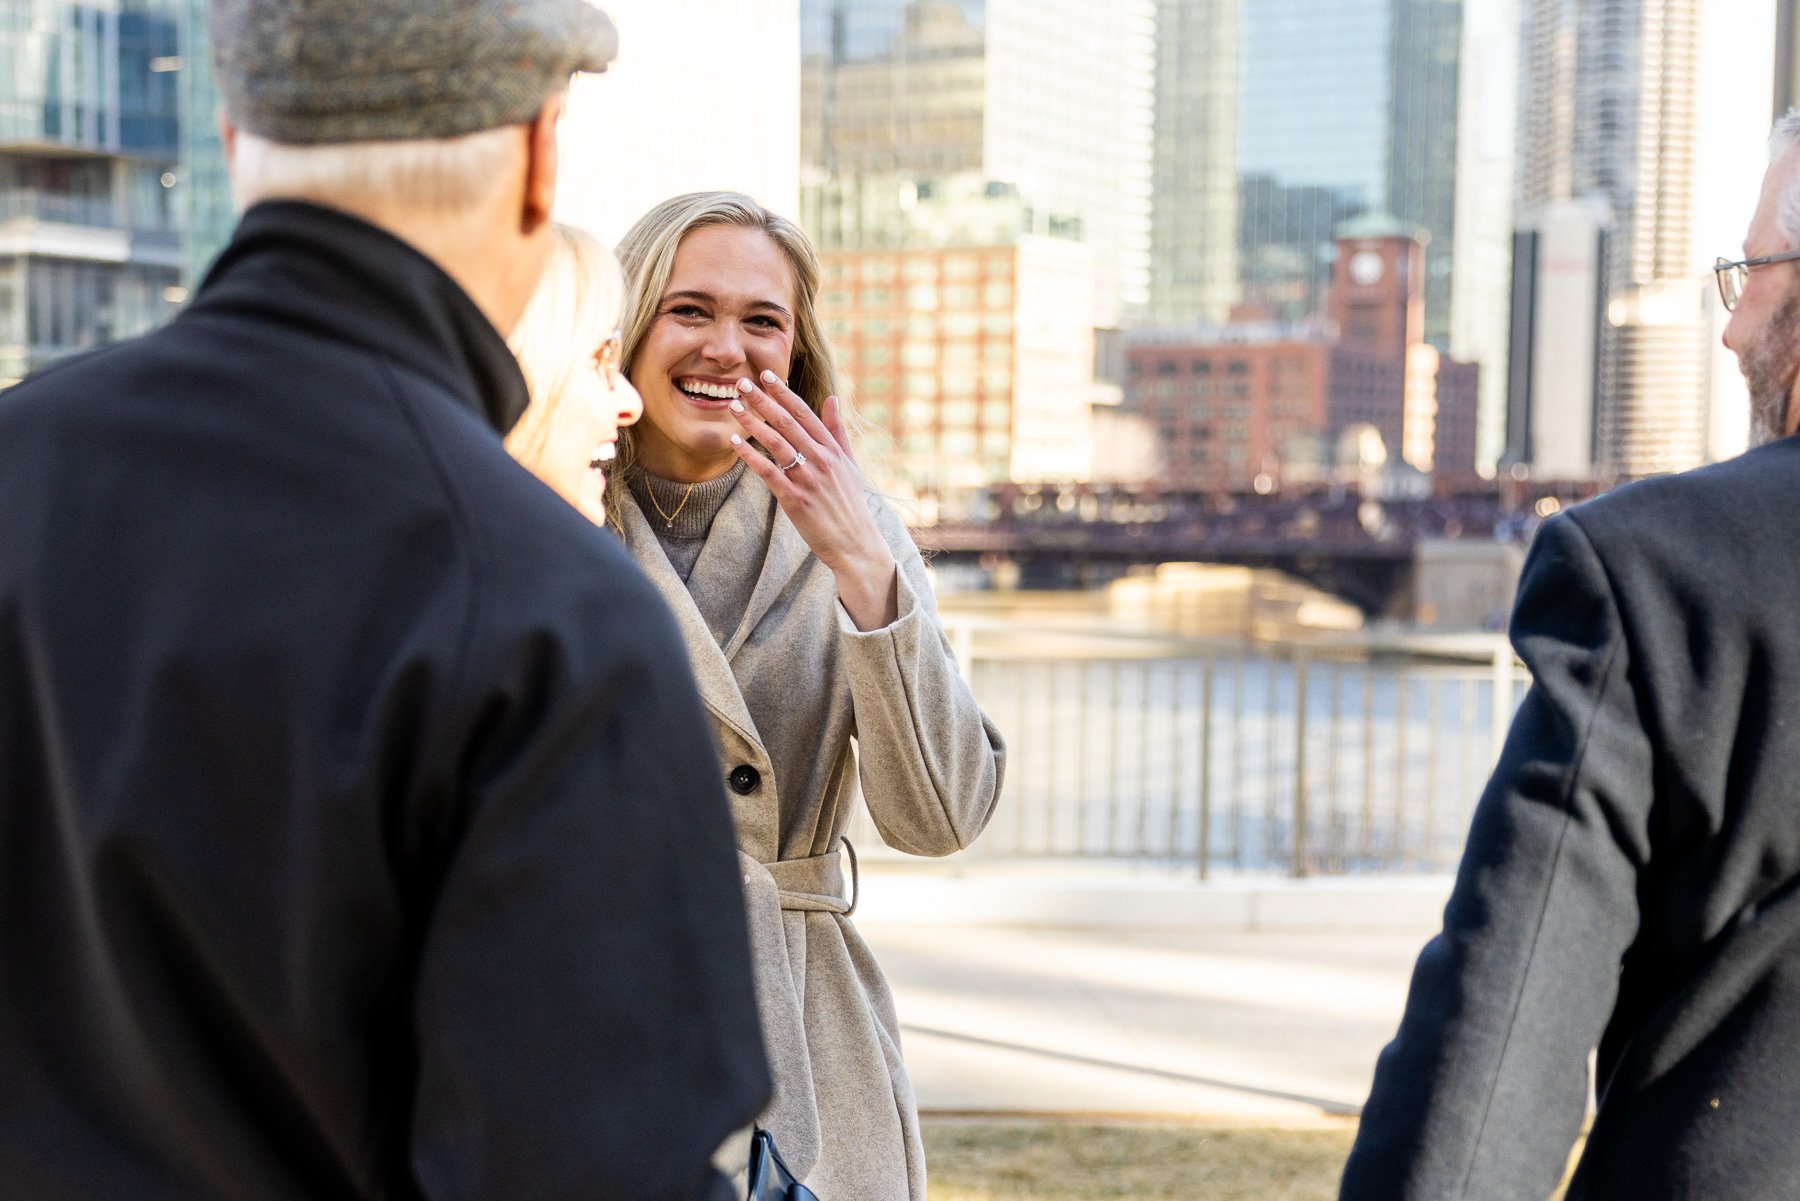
[902,398,936,424]
[941,400,977,427]
[901,342,938,368]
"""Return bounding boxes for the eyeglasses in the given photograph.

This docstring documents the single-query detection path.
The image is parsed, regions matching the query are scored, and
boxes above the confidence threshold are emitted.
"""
[1714,250,1800,311]
[595,328,623,387]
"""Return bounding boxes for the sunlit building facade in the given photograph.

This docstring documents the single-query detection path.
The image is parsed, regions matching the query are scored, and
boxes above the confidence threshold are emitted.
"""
[813,173,1095,503]
[801,0,1153,329]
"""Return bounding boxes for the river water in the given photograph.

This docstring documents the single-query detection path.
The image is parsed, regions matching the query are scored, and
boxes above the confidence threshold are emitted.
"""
[857,572,1528,875]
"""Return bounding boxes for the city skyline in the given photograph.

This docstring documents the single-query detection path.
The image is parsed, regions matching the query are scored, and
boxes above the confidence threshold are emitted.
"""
[1,0,1791,498]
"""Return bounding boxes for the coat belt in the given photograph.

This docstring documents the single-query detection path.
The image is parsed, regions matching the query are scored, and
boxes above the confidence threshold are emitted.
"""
[763,841,859,916]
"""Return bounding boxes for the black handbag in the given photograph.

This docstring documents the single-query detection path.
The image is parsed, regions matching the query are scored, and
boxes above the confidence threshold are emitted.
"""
[746,1128,818,1201]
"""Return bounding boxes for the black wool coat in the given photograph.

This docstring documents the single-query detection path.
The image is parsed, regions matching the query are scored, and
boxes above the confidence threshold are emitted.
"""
[1341,436,1800,1200]
[0,201,769,1201]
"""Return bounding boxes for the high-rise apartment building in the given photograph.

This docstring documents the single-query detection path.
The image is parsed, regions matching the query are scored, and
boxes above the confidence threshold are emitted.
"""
[1515,0,1704,477]
[557,0,800,243]
[1148,0,1238,326]
[1,0,238,387]
[801,0,1153,329]
[1,0,192,385]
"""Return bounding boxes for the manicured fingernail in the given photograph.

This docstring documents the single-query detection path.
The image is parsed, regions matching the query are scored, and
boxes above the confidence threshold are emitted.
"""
[730,434,743,445]
[729,399,745,413]
[761,369,780,385]
[738,377,754,392]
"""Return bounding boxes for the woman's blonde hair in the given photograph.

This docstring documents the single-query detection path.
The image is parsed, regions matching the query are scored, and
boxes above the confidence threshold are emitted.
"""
[608,191,850,510]
[505,222,626,482]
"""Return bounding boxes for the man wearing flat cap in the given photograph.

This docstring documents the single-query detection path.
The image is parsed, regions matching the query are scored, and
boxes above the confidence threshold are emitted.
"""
[0,2,769,1199]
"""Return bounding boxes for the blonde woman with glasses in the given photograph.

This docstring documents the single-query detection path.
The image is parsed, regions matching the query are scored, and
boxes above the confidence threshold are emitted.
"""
[607,191,1006,1201]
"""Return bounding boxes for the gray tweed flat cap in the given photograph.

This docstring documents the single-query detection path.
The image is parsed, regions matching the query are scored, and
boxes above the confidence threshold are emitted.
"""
[210,0,618,144]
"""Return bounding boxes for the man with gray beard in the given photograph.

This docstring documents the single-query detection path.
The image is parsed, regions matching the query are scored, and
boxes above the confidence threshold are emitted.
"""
[1338,113,1800,1200]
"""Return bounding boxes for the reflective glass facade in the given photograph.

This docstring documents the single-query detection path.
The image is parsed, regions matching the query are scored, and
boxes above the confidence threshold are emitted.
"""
[0,0,229,384]
[1237,0,1461,349]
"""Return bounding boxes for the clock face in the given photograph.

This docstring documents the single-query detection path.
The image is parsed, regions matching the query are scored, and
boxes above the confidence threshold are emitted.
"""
[1350,250,1384,286]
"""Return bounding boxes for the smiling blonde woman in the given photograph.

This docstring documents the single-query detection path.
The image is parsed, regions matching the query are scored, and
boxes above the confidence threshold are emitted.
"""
[610,191,1007,1201]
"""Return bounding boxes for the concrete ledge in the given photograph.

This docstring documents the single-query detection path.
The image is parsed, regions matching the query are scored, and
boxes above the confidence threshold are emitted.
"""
[852,862,1453,932]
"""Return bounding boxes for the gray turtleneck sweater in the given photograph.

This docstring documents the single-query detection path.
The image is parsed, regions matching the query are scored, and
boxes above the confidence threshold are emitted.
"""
[628,461,756,643]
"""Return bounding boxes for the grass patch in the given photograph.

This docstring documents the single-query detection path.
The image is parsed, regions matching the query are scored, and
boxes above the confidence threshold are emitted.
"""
[922,1120,1358,1201]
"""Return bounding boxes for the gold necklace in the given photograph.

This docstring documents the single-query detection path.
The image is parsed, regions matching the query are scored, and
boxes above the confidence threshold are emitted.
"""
[646,477,697,530]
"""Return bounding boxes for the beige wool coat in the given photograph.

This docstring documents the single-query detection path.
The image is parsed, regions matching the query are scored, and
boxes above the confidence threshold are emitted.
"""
[616,473,1005,1201]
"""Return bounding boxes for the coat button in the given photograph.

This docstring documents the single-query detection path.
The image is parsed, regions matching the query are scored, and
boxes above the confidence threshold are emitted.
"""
[728,764,761,795]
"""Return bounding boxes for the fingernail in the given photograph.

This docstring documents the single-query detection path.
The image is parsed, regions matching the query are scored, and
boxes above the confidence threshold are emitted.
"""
[738,377,754,392]
[761,369,779,385]
[730,434,743,445]
[729,399,745,413]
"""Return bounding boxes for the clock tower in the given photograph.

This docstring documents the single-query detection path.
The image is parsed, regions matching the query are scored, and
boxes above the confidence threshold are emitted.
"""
[1328,218,1427,360]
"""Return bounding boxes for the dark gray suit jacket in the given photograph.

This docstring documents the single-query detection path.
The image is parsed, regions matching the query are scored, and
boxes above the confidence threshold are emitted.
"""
[1341,438,1800,1200]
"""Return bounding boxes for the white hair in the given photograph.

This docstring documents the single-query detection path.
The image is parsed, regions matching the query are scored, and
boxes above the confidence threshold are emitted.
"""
[1769,110,1800,245]
[229,125,521,215]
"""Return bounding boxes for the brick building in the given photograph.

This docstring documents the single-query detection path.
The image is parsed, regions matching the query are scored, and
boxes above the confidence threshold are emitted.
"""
[821,234,1095,501]
[1125,225,1481,492]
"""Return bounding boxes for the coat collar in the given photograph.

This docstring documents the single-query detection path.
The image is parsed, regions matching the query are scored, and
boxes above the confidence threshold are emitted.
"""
[190,200,529,435]
[616,470,816,747]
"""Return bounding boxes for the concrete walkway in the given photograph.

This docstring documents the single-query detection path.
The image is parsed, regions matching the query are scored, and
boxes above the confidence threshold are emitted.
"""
[854,863,1450,1124]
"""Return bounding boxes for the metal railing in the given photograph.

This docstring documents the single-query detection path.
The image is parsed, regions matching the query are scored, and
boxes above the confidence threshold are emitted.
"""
[851,624,1528,876]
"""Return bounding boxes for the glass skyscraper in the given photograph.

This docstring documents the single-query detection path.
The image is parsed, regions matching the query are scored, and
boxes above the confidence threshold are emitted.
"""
[1514,0,1704,477]
[1,0,230,386]
[1148,0,1238,326]
[1236,0,1462,351]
